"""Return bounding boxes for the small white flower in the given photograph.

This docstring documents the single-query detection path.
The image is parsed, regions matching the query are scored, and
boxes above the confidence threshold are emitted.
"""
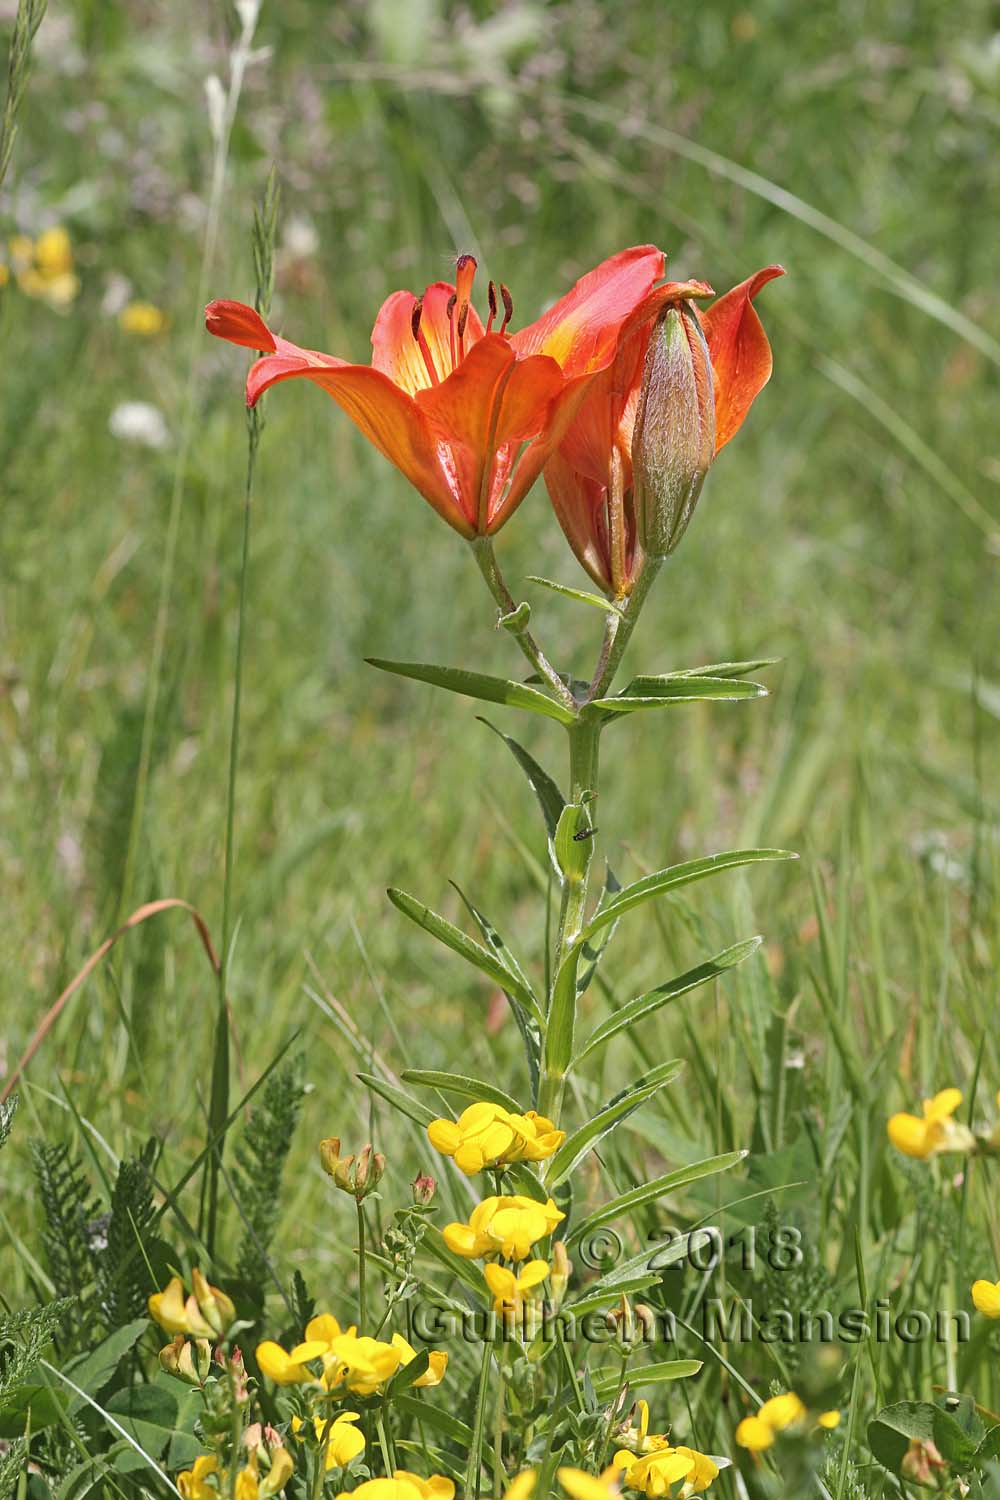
[109,401,169,450]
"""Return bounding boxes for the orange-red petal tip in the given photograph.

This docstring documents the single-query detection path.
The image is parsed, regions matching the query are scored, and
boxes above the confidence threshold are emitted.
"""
[205,299,276,352]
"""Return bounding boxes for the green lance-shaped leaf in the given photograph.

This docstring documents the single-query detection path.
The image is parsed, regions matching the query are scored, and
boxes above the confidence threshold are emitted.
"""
[478,718,566,841]
[358,1073,437,1129]
[393,1395,497,1468]
[401,1070,522,1114]
[444,882,542,1091]
[579,849,796,942]
[544,1060,683,1188]
[544,850,795,1078]
[594,675,768,715]
[567,1150,747,1249]
[567,1277,663,1317]
[367,658,576,725]
[449,882,536,1008]
[388,887,544,1027]
[575,938,762,1065]
[589,1361,703,1398]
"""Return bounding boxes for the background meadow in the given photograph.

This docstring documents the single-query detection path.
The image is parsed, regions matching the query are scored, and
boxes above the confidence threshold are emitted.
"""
[2,0,999,1485]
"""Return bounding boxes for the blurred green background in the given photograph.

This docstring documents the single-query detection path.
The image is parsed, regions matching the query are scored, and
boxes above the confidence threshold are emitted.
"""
[1,0,997,1311]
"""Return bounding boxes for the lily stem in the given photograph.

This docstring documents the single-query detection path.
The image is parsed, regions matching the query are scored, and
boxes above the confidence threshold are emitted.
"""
[471,537,577,713]
[586,552,663,704]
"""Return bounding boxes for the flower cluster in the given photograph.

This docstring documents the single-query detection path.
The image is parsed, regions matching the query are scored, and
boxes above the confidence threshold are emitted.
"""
[427,1100,564,1174]
[255,1313,446,1394]
[148,1269,235,1340]
[1,227,80,307]
[179,1428,293,1500]
[613,1402,719,1497]
[443,1194,563,1261]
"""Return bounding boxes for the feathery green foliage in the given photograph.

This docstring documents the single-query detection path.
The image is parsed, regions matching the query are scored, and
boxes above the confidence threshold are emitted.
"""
[232,1054,306,1289]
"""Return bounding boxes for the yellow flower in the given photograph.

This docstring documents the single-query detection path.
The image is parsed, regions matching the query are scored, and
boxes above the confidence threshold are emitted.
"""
[328,1330,404,1395]
[443,1195,565,1261]
[149,1270,235,1339]
[483,1261,549,1321]
[972,1278,1000,1317]
[818,1410,841,1430]
[335,1473,455,1500]
[505,1472,537,1500]
[179,1456,219,1500]
[735,1391,806,1451]
[887,1089,973,1159]
[256,1340,318,1386]
[391,1332,448,1387]
[10,227,79,307]
[559,1469,623,1500]
[614,1446,716,1494]
[34,226,73,277]
[236,1474,258,1500]
[292,1411,365,1469]
[428,1103,565,1175]
[119,300,169,336]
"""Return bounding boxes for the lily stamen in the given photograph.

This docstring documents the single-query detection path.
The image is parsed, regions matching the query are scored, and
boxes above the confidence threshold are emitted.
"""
[410,299,440,385]
[499,283,514,335]
[486,280,498,334]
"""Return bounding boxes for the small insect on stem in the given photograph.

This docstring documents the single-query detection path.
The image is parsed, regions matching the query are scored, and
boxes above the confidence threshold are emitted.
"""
[573,826,598,842]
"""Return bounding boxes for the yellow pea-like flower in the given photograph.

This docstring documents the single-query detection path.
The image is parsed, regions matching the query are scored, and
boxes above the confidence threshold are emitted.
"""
[559,1469,623,1500]
[483,1260,550,1318]
[292,1411,365,1469]
[391,1332,448,1387]
[178,1456,219,1500]
[428,1103,565,1176]
[148,1270,234,1339]
[735,1390,806,1452]
[255,1340,317,1386]
[443,1195,564,1261]
[972,1278,1000,1317]
[335,1473,455,1500]
[887,1088,973,1160]
[818,1410,841,1430]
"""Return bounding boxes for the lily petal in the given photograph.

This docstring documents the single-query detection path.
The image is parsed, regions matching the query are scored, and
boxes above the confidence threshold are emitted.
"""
[511,245,666,376]
[699,266,785,451]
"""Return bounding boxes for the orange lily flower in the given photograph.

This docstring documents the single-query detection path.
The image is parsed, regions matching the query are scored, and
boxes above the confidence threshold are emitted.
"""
[205,247,669,538]
[544,266,785,596]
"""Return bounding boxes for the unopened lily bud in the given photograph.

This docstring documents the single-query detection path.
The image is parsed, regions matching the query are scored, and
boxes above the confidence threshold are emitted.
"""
[550,1241,572,1310]
[191,1267,236,1337]
[159,1335,212,1386]
[634,300,716,558]
[412,1170,437,1205]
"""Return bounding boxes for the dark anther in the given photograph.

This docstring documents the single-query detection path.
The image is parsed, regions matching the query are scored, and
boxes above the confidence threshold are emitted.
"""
[500,283,514,333]
[487,281,498,320]
[410,299,423,340]
[457,303,470,340]
[446,292,457,321]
